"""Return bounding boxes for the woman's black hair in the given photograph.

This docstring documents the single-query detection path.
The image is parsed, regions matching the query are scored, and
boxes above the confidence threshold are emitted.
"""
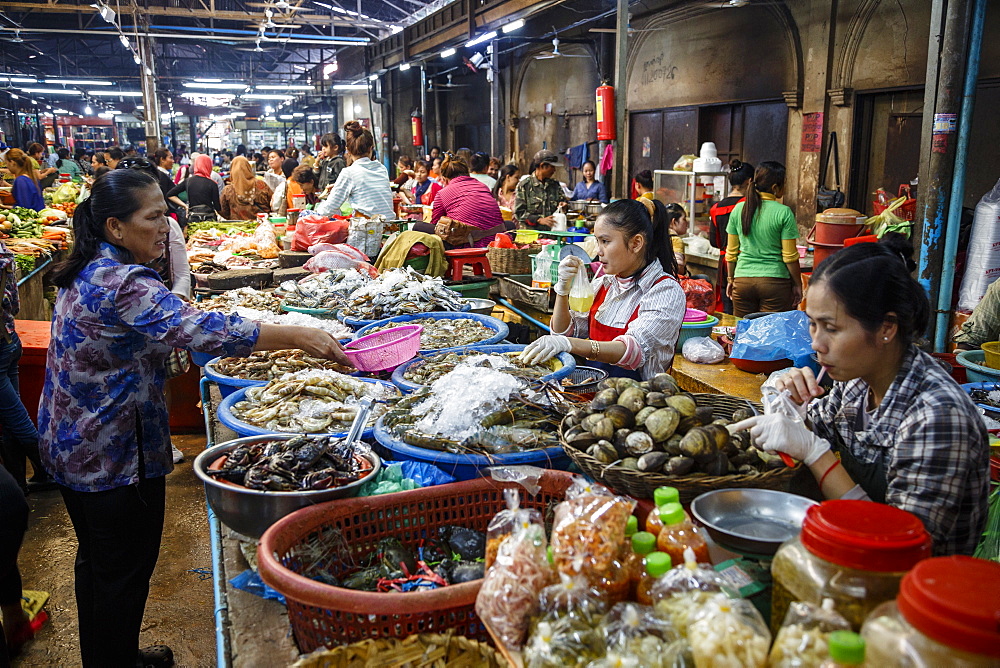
[635,170,653,190]
[281,158,297,179]
[470,151,490,173]
[728,158,754,187]
[56,147,70,170]
[52,169,160,288]
[492,163,520,199]
[810,233,927,347]
[582,160,597,172]
[597,199,679,277]
[740,160,785,236]
[92,152,108,166]
[664,203,685,227]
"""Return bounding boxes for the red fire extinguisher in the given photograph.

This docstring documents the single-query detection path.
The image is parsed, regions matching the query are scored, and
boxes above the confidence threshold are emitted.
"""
[596,84,616,141]
[411,111,423,147]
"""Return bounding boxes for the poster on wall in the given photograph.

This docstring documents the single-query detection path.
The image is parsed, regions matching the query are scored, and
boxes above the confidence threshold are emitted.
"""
[801,112,824,153]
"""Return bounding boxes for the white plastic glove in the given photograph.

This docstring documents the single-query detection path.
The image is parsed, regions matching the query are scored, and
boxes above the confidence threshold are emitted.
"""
[730,413,831,466]
[520,335,572,365]
[553,256,583,296]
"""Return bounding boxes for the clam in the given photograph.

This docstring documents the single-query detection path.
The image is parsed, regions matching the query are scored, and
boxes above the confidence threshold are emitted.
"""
[679,427,718,463]
[590,389,619,411]
[580,413,604,433]
[663,456,696,476]
[621,457,640,470]
[635,406,657,428]
[731,408,753,423]
[645,407,680,442]
[588,441,619,465]
[625,431,655,456]
[617,387,646,413]
[592,417,616,440]
[645,392,668,408]
[695,406,715,424]
[665,434,683,456]
[650,373,679,393]
[604,405,636,430]
[666,394,697,418]
[638,451,670,473]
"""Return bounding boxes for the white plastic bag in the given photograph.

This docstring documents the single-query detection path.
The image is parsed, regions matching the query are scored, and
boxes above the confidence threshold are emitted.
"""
[958,178,1000,311]
[682,337,725,364]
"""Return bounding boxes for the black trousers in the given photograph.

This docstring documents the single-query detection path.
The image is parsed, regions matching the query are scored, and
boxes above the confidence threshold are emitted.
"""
[60,476,165,668]
[0,464,29,668]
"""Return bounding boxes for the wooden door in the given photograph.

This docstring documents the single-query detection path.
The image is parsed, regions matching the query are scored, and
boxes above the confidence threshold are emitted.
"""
[742,102,788,165]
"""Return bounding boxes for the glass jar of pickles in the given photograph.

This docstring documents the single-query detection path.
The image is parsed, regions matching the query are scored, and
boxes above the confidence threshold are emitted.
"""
[770,500,931,632]
[861,556,1000,667]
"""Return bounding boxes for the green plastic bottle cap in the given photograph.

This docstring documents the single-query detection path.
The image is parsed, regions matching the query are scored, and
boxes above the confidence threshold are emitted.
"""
[546,545,554,565]
[645,551,673,578]
[659,502,686,526]
[625,515,639,536]
[632,531,657,556]
[653,486,680,508]
[827,631,865,665]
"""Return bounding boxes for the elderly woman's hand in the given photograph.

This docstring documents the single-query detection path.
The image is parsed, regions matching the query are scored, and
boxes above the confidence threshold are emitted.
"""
[298,328,353,367]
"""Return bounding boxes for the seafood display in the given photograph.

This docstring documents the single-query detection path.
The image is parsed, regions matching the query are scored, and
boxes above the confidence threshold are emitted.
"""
[382,366,571,456]
[279,269,370,310]
[561,374,779,476]
[403,351,557,386]
[230,370,398,434]
[340,267,465,320]
[232,306,353,339]
[366,317,495,351]
[212,349,353,381]
[207,435,373,491]
[968,384,1000,408]
[199,287,283,314]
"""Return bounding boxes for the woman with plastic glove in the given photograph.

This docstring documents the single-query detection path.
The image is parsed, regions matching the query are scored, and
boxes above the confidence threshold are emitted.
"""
[520,198,685,380]
[731,235,988,556]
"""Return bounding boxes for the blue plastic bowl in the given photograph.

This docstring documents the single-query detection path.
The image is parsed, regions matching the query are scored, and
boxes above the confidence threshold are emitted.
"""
[956,350,1000,383]
[675,315,719,350]
[960,381,1000,412]
[203,357,267,398]
[390,345,576,393]
[338,302,472,330]
[279,304,340,319]
[354,312,509,354]
[191,350,217,367]
[217,378,399,438]
[372,416,571,481]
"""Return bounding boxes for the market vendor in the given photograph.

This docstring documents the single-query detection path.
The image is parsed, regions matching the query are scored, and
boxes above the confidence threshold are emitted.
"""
[315,121,394,220]
[514,149,567,230]
[38,169,351,668]
[520,198,685,380]
[733,236,989,556]
[953,278,1000,351]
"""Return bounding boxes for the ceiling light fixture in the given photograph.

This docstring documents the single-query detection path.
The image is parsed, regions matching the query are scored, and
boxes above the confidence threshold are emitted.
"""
[45,79,112,86]
[331,84,368,90]
[368,74,378,81]
[440,48,456,58]
[88,90,143,96]
[182,82,247,90]
[194,78,222,83]
[84,105,92,114]
[399,63,411,72]
[243,93,294,100]
[465,31,497,48]
[19,87,83,95]
[0,76,36,84]
[502,19,524,33]
[256,84,313,90]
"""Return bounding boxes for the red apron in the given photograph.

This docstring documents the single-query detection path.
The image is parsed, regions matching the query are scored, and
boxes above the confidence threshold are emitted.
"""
[588,274,673,378]
[709,198,744,313]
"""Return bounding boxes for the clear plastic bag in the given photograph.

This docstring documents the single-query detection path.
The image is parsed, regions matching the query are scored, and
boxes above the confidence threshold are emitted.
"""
[687,594,771,668]
[597,602,690,668]
[485,488,542,569]
[651,548,729,635]
[681,337,725,364]
[768,599,852,668]
[569,264,596,313]
[524,574,609,668]
[550,478,636,582]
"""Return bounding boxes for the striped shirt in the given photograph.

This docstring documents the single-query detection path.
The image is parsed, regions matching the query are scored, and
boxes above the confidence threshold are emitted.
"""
[430,176,505,248]
[807,346,989,556]
[561,261,685,379]
[316,157,394,219]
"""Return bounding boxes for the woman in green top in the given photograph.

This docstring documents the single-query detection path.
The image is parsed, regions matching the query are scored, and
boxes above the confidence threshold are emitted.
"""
[54,148,82,180]
[724,161,802,317]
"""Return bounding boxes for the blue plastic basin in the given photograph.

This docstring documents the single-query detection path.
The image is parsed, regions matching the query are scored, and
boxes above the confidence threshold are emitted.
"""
[390,345,576,393]
[203,357,267,399]
[338,301,471,330]
[957,350,1000,383]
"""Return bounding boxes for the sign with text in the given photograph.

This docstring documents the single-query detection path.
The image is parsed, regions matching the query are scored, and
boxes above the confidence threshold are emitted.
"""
[801,112,824,153]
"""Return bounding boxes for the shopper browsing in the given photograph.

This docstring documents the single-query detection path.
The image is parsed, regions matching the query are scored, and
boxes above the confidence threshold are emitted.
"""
[167,154,222,223]
[39,169,350,668]
[725,161,802,317]
[221,156,273,220]
[262,149,286,192]
[3,149,45,211]
[315,121,394,220]
[514,149,568,230]
[492,164,520,211]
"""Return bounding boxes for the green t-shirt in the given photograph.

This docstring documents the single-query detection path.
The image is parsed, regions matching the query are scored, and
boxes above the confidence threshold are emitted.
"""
[726,199,799,278]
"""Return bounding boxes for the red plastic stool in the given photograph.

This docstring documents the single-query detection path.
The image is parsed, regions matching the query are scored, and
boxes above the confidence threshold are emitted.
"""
[444,247,492,282]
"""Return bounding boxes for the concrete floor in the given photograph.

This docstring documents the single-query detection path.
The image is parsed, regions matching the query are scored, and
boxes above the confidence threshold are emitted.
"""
[13,434,217,668]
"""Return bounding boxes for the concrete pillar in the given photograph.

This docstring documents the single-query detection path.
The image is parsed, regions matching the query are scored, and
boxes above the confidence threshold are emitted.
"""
[139,36,161,153]
[612,0,629,199]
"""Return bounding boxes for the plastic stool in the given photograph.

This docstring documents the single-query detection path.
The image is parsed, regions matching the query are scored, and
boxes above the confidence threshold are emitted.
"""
[445,248,492,282]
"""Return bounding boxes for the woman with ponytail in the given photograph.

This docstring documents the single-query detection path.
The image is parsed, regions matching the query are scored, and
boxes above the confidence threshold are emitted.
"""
[40,169,351,667]
[724,161,802,317]
[315,120,393,219]
[732,235,989,556]
[520,198,686,379]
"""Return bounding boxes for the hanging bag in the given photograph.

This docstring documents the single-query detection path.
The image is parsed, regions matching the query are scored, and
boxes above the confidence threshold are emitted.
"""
[817,131,845,212]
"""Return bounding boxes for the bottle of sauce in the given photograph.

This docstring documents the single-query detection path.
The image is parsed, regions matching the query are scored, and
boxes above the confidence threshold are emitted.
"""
[645,486,682,536]
[636,552,672,605]
[625,531,657,598]
[656,502,710,565]
[819,631,866,667]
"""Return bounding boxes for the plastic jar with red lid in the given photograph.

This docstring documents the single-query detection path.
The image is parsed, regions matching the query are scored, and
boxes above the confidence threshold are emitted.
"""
[861,556,1000,666]
[770,500,931,632]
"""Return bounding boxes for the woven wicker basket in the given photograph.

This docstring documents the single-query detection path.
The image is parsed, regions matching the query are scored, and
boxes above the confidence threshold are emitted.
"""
[561,393,800,502]
[291,631,506,668]
[486,245,540,275]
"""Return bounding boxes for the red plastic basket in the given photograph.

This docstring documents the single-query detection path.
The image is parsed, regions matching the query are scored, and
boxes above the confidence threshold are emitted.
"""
[343,324,422,372]
[872,184,916,221]
[257,470,575,652]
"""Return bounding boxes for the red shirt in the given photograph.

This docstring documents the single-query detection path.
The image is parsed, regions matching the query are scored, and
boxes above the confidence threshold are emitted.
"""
[430,175,504,248]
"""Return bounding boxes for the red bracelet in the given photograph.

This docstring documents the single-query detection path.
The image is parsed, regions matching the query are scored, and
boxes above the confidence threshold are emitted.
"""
[819,458,840,488]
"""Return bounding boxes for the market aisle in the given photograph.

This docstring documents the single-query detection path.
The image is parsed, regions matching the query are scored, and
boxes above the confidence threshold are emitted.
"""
[13,434,216,667]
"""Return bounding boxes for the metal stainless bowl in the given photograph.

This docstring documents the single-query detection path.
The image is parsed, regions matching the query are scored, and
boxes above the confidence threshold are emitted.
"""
[462,298,496,315]
[567,200,587,213]
[691,488,817,555]
[193,434,381,538]
[584,202,605,217]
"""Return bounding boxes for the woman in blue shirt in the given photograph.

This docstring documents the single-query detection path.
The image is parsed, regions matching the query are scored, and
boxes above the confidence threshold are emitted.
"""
[4,149,45,211]
[570,160,608,203]
[39,169,350,668]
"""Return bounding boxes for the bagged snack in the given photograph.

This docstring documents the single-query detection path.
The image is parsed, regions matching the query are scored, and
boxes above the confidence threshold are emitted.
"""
[475,515,553,650]
[525,574,609,668]
[599,602,689,668]
[768,599,851,668]
[687,594,771,668]
[651,547,729,636]
[550,478,636,582]
[485,488,542,569]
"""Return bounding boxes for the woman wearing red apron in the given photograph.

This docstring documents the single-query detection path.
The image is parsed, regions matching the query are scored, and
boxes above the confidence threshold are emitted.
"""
[521,199,686,380]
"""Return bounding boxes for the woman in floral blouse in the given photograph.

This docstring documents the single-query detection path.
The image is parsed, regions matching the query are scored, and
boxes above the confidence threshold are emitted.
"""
[38,169,349,667]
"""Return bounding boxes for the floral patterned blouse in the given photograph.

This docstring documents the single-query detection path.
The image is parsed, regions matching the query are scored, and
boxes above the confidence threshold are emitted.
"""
[39,243,260,492]
[0,242,20,338]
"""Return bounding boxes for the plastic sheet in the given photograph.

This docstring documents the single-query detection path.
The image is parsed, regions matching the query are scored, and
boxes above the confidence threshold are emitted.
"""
[730,310,813,363]
[681,337,725,364]
[229,569,287,604]
[292,216,349,251]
